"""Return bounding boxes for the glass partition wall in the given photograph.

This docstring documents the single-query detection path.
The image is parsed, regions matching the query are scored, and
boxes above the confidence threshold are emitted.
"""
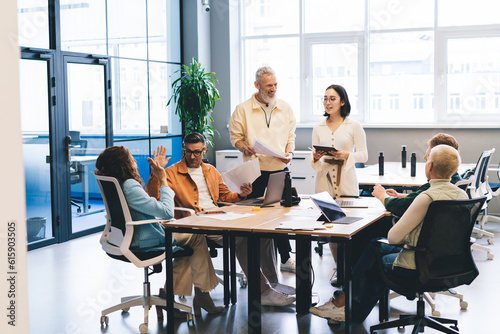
[18,0,182,249]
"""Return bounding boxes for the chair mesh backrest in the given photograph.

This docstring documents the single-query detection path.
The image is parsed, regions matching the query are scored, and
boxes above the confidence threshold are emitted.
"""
[99,178,128,236]
[415,198,485,289]
[473,150,492,191]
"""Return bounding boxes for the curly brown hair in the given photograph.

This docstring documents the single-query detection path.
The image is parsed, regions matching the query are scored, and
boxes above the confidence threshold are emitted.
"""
[95,146,144,187]
[428,133,459,150]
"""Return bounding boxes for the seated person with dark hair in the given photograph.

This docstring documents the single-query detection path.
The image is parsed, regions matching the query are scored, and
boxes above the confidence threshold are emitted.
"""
[146,132,296,307]
[310,144,468,324]
[95,145,223,316]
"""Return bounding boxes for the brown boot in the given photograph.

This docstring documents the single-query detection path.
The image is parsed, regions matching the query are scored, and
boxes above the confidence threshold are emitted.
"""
[193,287,224,315]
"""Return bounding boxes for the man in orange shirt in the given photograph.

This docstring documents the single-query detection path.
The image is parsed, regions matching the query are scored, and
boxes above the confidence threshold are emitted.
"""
[146,132,296,306]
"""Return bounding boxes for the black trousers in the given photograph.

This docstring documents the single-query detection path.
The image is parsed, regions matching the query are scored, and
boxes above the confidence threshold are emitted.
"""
[249,168,292,263]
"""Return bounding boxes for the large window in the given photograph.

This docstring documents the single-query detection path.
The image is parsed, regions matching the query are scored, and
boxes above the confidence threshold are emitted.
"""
[240,0,500,126]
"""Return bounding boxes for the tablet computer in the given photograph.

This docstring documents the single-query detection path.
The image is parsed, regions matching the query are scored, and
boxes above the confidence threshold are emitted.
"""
[313,145,338,156]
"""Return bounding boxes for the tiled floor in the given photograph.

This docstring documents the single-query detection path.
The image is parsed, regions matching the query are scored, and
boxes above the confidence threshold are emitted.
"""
[27,223,500,334]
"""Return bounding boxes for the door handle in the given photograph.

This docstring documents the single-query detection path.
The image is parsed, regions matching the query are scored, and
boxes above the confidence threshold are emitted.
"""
[65,135,72,162]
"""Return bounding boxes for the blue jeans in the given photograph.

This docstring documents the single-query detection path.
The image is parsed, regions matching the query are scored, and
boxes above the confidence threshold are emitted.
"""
[344,238,418,323]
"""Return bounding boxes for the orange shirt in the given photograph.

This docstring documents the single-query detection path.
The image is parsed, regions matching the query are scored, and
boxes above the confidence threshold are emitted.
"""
[146,158,240,218]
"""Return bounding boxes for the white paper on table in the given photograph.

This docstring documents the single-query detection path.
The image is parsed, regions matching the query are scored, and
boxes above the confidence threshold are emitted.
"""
[222,158,261,192]
[202,212,255,221]
[252,138,287,159]
[275,216,327,231]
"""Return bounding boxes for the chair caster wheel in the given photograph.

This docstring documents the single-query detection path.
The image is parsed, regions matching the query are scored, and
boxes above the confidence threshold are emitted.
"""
[487,253,494,260]
[122,307,130,313]
[432,309,440,317]
[100,315,109,326]
[451,325,459,331]
[139,322,148,333]
[460,300,468,309]
[397,326,405,333]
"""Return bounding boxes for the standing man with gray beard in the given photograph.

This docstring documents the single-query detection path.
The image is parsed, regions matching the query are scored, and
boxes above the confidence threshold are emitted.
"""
[229,66,297,273]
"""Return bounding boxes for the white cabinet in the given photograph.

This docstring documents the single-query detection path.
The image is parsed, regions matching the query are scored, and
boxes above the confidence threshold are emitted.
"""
[215,149,316,195]
[215,150,244,172]
[288,150,316,195]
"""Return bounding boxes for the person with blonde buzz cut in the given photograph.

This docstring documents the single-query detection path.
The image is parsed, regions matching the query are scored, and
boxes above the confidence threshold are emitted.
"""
[309,144,468,324]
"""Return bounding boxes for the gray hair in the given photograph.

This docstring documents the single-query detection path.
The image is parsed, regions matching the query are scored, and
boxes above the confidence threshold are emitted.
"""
[255,66,276,82]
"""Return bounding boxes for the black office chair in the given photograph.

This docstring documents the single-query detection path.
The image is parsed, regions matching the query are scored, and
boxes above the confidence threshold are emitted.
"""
[387,174,478,318]
[95,174,194,333]
[69,130,89,213]
[371,197,486,334]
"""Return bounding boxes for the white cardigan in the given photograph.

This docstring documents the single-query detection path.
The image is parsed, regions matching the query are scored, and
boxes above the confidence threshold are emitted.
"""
[311,117,367,197]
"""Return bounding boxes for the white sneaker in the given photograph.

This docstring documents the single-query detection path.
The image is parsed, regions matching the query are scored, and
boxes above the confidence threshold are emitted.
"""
[271,282,296,295]
[309,298,345,322]
[261,287,296,306]
[280,258,296,273]
[330,269,338,286]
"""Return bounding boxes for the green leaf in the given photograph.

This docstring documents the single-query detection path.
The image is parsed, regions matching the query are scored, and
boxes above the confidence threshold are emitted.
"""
[168,58,220,146]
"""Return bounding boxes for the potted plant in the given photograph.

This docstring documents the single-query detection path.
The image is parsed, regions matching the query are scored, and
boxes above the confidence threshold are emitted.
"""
[168,57,220,147]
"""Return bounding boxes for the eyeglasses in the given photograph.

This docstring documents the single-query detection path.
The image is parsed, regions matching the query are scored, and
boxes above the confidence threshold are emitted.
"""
[184,149,204,157]
[323,97,339,103]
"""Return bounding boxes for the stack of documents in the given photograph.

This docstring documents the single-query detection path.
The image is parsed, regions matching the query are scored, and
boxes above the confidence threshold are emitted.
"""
[222,158,261,193]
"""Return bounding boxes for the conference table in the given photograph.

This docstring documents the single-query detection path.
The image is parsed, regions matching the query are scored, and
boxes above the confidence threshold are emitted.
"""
[357,162,428,192]
[356,161,476,193]
[163,197,389,334]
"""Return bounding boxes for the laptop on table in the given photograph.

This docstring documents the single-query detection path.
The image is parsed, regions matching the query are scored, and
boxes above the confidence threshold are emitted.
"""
[234,172,286,207]
[310,192,363,224]
[336,198,370,208]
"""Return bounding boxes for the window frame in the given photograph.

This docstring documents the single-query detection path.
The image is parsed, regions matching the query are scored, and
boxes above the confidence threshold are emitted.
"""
[238,0,500,128]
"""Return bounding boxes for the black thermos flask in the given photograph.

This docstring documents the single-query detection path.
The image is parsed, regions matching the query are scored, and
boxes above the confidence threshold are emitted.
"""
[284,172,292,207]
[402,145,407,168]
[411,152,417,177]
[379,152,384,176]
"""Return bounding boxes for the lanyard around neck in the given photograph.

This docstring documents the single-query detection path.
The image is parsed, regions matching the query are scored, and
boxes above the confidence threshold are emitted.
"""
[260,105,276,128]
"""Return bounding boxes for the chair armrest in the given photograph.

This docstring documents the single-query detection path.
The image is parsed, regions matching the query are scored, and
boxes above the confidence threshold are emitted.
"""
[174,207,195,216]
[126,218,170,226]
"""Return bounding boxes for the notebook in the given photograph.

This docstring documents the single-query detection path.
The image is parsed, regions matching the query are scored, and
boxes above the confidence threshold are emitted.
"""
[235,172,286,207]
[310,192,363,224]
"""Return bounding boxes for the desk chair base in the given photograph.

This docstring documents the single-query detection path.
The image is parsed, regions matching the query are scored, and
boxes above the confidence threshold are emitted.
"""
[472,226,494,244]
[389,289,468,318]
[100,267,193,333]
[371,297,459,334]
[471,242,494,260]
[215,269,247,288]
[479,213,500,235]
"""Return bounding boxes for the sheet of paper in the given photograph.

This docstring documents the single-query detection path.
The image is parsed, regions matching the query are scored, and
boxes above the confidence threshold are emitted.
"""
[252,138,286,159]
[202,212,255,221]
[275,216,327,230]
[222,158,261,192]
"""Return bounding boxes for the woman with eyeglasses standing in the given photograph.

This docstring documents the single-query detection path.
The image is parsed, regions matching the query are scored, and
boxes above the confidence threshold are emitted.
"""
[311,84,368,285]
